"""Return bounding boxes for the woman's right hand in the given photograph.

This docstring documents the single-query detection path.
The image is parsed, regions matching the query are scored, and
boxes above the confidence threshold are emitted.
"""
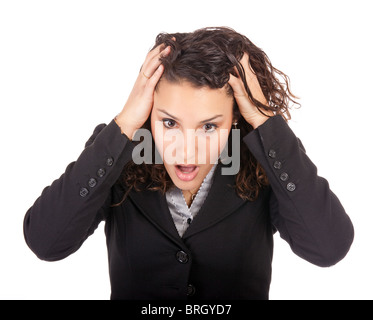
[115,43,171,140]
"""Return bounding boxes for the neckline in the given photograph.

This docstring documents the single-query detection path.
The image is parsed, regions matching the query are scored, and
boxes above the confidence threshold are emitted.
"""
[180,162,218,210]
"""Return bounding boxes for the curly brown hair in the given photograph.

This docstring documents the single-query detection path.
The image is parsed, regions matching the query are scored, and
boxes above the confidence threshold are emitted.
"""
[114,26,299,206]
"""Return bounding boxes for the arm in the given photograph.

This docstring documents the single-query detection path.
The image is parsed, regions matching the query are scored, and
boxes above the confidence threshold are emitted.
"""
[24,42,170,262]
[243,115,354,267]
[23,120,135,261]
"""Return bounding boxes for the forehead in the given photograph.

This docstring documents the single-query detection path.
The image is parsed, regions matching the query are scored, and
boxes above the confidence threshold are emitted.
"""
[154,80,233,116]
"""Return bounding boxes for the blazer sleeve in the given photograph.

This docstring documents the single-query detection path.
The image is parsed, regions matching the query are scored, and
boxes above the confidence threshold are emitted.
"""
[243,115,354,267]
[23,119,135,261]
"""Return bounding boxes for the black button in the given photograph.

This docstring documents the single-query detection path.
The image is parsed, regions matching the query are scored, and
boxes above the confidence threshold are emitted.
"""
[187,284,196,296]
[97,168,106,178]
[273,161,282,169]
[280,172,289,181]
[79,187,89,197]
[287,182,296,192]
[106,157,114,167]
[88,178,97,188]
[187,218,192,225]
[268,149,276,158]
[176,250,189,264]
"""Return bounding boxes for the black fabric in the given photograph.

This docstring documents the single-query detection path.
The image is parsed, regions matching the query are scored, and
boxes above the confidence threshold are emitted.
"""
[23,115,354,300]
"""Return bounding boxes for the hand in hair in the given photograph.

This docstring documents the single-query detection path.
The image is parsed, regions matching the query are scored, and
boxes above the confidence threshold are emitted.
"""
[228,53,273,129]
[115,43,171,140]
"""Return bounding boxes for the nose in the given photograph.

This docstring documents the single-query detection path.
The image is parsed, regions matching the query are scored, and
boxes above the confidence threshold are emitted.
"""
[173,129,197,164]
[163,128,210,165]
[182,129,208,165]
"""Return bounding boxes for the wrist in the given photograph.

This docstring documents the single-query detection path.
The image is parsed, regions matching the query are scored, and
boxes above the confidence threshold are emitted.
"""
[251,106,275,129]
[114,114,136,140]
[244,111,272,129]
[251,115,270,129]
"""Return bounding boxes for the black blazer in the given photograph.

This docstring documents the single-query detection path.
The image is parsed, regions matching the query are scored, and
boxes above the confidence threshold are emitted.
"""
[23,115,354,300]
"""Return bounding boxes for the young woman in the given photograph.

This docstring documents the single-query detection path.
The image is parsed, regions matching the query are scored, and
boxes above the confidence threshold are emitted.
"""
[23,27,354,300]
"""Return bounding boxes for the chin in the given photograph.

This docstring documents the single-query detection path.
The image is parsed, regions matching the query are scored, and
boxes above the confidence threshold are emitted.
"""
[172,180,199,192]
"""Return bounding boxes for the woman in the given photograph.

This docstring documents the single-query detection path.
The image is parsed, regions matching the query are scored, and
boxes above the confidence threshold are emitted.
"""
[23,27,354,300]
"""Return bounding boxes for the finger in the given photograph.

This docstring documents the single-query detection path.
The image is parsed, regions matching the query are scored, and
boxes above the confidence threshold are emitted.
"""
[146,42,168,61]
[230,65,241,79]
[228,73,247,98]
[139,43,166,75]
[141,45,170,81]
[240,52,255,75]
[239,53,268,105]
[143,64,165,96]
[141,36,175,73]
[141,37,176,83]
[147,36,175,60]
[143,42,170,70]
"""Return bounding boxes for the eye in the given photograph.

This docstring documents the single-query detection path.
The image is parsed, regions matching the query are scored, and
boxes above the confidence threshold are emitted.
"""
[203,123,217,133]
[162,119,177,129]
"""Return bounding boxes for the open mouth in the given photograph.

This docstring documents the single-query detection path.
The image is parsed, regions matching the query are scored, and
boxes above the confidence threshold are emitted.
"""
[175,165,199,182]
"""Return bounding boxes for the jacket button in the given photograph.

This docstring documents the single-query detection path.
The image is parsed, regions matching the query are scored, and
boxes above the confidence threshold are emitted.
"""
[287,182,296,192]
[88,178,97,188]
[106,157,114,167]
[187,284,196,296]
[97,168,106,178]
[268,149,276,158]
[79,187,89,197]
[280,172,289,181]
[273,161,282,169]
[176,250,189,263]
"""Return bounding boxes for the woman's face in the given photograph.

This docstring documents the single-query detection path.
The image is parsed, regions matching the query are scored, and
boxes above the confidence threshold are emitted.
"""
[151,80,234,192]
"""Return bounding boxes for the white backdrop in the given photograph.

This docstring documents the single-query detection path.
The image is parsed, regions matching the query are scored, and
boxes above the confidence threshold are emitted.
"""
[1,0,372,300]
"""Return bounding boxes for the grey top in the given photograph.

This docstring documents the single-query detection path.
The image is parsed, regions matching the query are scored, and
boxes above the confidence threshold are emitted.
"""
[165,163,218,237]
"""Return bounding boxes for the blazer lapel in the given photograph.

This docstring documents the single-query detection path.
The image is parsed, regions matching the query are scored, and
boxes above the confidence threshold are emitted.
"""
[127,185,184,246]
[127,161,247,243]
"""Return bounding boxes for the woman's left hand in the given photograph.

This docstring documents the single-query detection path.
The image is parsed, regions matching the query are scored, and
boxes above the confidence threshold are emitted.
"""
[228,53,273,129]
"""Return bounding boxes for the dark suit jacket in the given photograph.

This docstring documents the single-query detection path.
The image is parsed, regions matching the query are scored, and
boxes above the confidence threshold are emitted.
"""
[23,115,354,300]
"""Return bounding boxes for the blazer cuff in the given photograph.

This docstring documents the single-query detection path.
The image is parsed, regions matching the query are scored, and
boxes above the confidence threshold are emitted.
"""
[242,115,302,195]
[72,118,136,196]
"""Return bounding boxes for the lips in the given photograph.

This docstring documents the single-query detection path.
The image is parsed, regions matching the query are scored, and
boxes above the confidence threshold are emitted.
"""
[175,165,199,182]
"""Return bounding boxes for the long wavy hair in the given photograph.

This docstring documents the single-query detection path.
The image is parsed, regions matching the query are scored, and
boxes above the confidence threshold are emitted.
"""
[114,26,299,206]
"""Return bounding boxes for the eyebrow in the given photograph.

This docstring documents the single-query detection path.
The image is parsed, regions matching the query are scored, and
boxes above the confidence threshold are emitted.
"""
[158,109,223,123]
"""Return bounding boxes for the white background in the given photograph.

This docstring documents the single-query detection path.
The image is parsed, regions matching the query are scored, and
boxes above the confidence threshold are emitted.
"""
[1,0,372,300]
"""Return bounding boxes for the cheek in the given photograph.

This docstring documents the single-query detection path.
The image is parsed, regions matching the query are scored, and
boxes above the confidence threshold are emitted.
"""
[151,122,182,164]
[201,135,219,163]
[212,129,230,161]
[196,129,229,164]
